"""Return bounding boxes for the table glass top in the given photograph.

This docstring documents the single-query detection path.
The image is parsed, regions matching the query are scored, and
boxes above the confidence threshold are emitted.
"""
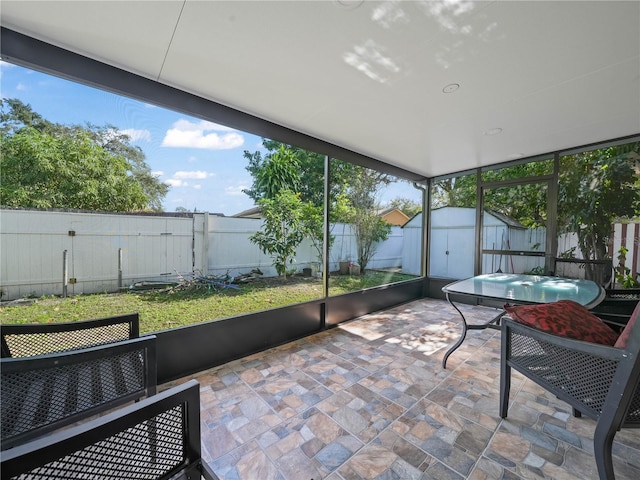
[442,273,605,309]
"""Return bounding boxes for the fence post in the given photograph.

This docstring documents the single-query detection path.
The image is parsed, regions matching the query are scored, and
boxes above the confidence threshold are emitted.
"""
[62,249,68,298]
[118,248,123,289]
[201,213,209,275]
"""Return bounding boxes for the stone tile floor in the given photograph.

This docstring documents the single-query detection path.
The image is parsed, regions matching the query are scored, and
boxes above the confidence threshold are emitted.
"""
[166,298,640,479]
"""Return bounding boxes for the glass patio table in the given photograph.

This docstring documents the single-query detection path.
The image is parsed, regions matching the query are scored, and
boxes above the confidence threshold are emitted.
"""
[441,273,605,368]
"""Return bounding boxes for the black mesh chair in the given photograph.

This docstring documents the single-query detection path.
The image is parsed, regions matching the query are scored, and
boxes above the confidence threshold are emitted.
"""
[552,259,639,330]
[500,302,640,479]
[1,335,157,450]
[553,258,613,289]
[1,313,140,358]
[0,380,218,480]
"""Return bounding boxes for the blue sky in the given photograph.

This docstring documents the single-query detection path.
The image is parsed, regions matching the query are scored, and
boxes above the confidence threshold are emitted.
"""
[1,61,415,215]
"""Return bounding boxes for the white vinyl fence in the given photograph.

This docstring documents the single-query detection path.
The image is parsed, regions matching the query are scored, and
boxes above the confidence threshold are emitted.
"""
[0,210,409,301]
[4,208,635,301]
[0,210,204,300]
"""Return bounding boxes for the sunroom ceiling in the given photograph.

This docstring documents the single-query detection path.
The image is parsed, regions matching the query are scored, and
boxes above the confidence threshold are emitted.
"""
[1,1,639,177]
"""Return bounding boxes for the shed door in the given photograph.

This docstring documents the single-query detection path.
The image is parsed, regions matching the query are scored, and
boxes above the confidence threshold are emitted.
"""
[430,227,474,279]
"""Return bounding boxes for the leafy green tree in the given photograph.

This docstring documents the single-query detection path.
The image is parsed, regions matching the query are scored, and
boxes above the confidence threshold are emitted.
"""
[339,164,393,272]
[250,190,306,278]
[386,196,422,218]
[244,142,398,274]
[558,143,640,269]
[1,127,149,210]
[0,99,168,211]
[484,182,547,228]
[244,144,301,202]
[431,174,477,208]
[245,141,335,271]
[0,98,51,133]
[299,201,325,266]
[84,124,169,211]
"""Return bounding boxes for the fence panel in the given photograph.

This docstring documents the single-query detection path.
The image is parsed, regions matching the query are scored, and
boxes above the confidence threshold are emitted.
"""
[0,210,200,300]
[1,210,71,299]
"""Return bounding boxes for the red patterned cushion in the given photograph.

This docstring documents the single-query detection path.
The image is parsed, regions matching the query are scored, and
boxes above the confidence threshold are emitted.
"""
[614,301,640,349]
[504,300,619,346]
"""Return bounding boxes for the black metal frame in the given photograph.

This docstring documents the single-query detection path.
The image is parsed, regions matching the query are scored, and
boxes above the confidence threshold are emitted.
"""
[1,312,139,358]
[155,279,424,383]
[500,304,640,479]
[441,289,505,368]
[1,335,157,450]
[0,27,429,383]
[0,379,217,480]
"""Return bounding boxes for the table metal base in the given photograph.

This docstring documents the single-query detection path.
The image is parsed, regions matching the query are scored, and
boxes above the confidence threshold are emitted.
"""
[442,293,506,369]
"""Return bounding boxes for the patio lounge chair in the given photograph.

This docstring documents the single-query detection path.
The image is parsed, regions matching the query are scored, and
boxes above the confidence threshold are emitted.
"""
[500,300,640,479]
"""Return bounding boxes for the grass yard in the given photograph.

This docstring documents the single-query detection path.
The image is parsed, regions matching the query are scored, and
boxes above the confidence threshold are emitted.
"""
[0,271,416,334]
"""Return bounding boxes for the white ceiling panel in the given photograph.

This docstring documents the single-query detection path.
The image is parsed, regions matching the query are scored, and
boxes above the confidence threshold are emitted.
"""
[1,0,638,177]
[0,1,184,80]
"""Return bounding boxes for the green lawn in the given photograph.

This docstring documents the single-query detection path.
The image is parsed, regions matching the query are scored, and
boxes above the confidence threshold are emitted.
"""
[0,272,416,334]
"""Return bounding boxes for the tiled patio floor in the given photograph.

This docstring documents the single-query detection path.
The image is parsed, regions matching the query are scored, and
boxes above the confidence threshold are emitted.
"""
[166,298,640,479]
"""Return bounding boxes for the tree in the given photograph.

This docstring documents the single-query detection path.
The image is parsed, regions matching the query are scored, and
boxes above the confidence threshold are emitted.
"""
[84,124,169,211]
[299,201,325,267]
[244,141,331,272]
[0,99,168,211]
[250,190,306,278]
[431,174,477,209]
[244,143,323,276]
[339,164,393,272]
[244,139,356,218]
[558,144,640,274]
[386,196,422,218]
[1,127,149,211]
[244,142,398,274]
[243,144,301,202]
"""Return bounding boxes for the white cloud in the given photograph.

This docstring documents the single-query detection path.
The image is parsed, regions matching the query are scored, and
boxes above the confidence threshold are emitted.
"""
[173,170,215,180]
[173,119,236,132]
[193,185,202,190]
[121,128,151,142]
[161,119,244,150]
[16,83,28,91]
[151,170,164,178]
[165,179,188,187]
